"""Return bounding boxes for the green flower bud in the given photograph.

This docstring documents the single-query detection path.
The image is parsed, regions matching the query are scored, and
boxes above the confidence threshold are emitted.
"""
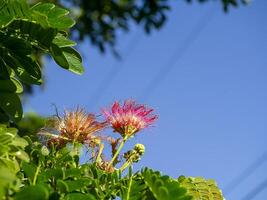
[134,143,145,155]
[123,144,145,164]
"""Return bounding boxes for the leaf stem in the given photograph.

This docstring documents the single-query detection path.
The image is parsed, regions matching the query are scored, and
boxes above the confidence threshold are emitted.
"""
[108,135,128,168]
[126,166,133,200]
[33,163,41,185]
[120,160,131,171]
[96,143,104,163]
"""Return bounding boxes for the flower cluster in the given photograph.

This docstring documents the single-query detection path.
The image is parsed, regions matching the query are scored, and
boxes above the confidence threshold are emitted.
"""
[40,100,157,172]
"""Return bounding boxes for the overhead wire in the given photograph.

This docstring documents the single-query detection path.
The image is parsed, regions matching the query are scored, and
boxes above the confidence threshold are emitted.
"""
[223,151,267,196]
[241,177,267,200]
[138,7,216,101]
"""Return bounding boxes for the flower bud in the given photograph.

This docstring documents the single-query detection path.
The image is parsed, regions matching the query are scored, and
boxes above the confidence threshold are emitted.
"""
[134,143,145,155]
[123,144,145,163]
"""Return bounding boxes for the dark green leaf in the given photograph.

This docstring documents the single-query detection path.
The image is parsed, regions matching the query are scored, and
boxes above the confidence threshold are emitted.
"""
[3,55,42,85]
[50,43,69,68]
[44,168,64,180]
[14,185,49,200]
[57,179,69,193]
[21,161,37,181]
[0,92,22,122]
[0,78,23,93]
[65,193,96,200]
[64,178,92,192]
[0,15,14,28]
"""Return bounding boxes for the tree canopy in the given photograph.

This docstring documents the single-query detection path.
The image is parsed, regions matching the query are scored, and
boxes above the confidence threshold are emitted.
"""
[34,0,248,54]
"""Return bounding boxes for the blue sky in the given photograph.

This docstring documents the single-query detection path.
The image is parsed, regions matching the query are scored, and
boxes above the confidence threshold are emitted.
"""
[25,1,267,199]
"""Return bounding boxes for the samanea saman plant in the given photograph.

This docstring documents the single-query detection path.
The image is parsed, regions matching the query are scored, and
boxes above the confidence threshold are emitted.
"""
[0,0,224,199]
[1,101,225,200]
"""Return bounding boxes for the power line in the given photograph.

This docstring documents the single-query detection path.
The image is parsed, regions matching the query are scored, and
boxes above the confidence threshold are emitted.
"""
[223,151,267,196]
[88,30,141,108]
[241,177,267,200]
[139,7,216,101]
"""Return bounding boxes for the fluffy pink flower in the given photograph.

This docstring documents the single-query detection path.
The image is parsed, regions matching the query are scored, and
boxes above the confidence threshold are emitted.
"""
[102,100,158,137]
[42,108,107,148]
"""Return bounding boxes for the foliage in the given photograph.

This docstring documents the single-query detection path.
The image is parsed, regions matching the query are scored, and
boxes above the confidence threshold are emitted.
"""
[0,100,224,199]
[1,0,248,97]
[0,0,84,122]
[33,0,248,54]
[15,112,46,139]
[0,124,224,200]
[0,124,29,197]
[178,176,224,200]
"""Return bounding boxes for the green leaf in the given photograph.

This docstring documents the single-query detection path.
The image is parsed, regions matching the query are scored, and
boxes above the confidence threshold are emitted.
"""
[15,150,30,162]
[50,45,84,74]
[0,166,16,197]
[61,47,83,73]
[0,32,31,56]
[178,176,224,200]
[120,177,147,200]
[64,193,96,200]
[64,178,92,192]
[48,7,69,20]
[31,3,55,15]
[0,125,17,136]
[57,180,69,193]
[0,144,9,156]
[50,43,68,68]
[15,66,43,85]
[49,16,75,29]
[0,15,14,28]
[0,158,20,173]
[64,168,81,179]
[0,78,23,93]
[14,185,49,200]
[11,136,29,148]
[0,131,14,145]
[0,92,22,122]
[31,3,75,29]
[21,161,37,182]
[141,168,191,200]
[13,55,42,80]
[3,55,42,85]
[44,168,64,180]
[52,34,76,47]
[8,20,57,48]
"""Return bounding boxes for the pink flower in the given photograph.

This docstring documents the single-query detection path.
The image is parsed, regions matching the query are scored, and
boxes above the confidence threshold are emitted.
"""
[102,100,158,137]
[43,108,107,148]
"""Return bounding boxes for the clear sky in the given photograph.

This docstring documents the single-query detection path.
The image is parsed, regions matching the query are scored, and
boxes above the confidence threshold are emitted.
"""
[25,1,267,199]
